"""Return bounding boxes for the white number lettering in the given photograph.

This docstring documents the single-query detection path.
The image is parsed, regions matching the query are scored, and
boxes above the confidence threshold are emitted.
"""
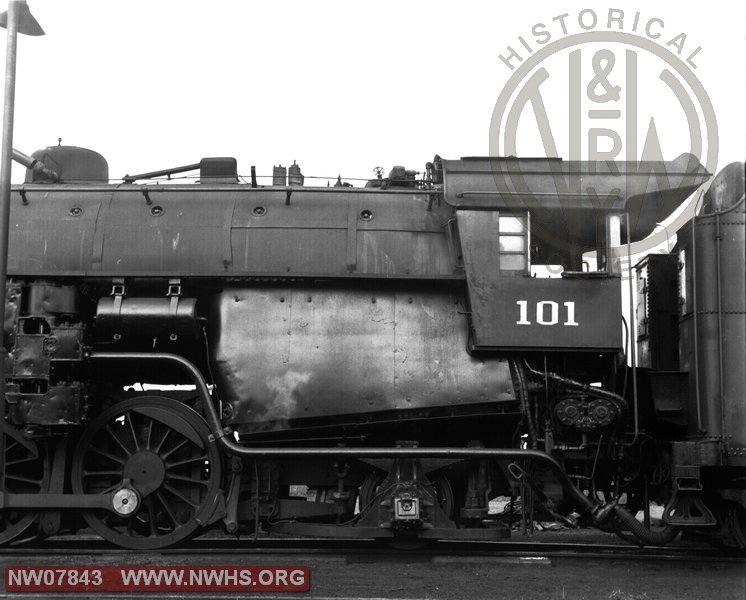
[536,301,559,325]
[516,300,531,325]
[515,300,579,326]
[563,301,579,326]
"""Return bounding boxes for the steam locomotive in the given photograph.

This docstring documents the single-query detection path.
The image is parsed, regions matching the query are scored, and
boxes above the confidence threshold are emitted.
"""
[0,144,743,550]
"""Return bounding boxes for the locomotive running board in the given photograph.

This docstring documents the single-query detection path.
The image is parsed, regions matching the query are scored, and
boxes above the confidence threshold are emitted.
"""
[268,522,510,541]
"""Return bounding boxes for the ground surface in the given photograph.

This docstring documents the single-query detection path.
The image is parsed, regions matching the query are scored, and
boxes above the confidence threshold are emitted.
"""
[0,530,742,600]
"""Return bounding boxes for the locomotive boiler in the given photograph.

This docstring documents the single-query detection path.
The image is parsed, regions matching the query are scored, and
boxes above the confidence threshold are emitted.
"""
[0,143,743,551]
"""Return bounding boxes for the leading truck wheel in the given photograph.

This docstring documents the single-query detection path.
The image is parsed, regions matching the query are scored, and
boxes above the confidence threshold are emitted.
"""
[71,396,222,550]
[0,425,49,544]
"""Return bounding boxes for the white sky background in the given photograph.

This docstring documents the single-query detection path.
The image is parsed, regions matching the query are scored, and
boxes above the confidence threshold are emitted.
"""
[3,0,744,185]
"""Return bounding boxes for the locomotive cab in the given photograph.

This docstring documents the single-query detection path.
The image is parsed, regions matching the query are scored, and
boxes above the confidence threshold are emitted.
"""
[441,154,706,353]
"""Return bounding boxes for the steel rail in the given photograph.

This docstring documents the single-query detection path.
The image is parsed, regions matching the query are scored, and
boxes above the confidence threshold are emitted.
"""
[0,537,735,563]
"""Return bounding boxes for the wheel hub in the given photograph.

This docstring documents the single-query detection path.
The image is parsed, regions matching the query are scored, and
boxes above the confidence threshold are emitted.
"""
[122,451,166,497]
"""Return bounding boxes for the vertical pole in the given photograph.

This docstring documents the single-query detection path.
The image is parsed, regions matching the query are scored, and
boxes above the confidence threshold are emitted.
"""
[0,0,21,485]
[626,212,639,438]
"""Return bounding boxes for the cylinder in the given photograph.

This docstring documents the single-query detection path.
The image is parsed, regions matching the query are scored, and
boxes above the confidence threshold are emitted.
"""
[95,296,199,338]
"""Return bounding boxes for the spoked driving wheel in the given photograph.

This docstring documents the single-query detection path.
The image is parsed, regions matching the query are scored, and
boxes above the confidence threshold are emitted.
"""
[0,425,50,544]
[71,396,222,549]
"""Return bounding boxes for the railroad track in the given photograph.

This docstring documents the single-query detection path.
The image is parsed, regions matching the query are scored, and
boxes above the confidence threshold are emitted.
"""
[1,534,741,562]
[1,535,743,600]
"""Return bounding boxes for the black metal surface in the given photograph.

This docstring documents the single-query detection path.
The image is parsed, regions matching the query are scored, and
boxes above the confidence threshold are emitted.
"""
[457,262,622,351]
[213,288,515,424]
[88,352,597,516]
[7,185,449,277]
[95,296,199,338]
[635,253,680,370]
[677,162,745,462]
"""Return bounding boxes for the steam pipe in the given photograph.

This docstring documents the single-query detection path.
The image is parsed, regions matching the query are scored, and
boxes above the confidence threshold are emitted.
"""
[12,148,58,181]
[123,162,201,183]
[510,359,537,449]
[613,505,680,545]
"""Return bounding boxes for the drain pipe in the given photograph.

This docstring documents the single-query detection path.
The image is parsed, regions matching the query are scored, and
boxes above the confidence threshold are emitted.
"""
[613,505,680,545]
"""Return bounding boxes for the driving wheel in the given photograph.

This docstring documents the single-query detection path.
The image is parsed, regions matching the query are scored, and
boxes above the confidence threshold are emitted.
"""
[0,425,49,544]
[71,396,222,549]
